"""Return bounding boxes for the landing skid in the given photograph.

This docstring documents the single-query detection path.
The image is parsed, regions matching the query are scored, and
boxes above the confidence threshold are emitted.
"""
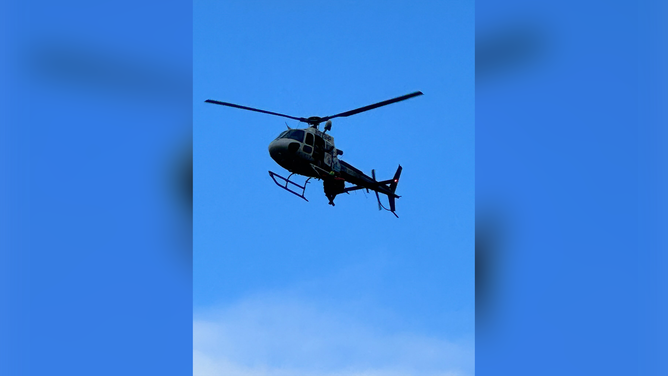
[268,171,312,201]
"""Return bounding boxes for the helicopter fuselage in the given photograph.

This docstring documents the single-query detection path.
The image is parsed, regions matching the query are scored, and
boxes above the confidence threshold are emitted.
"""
[267,126,396,200]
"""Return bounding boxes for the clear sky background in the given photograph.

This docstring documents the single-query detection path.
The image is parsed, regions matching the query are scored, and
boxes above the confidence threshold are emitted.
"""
[194,1,474,375]
[2,1,666,376]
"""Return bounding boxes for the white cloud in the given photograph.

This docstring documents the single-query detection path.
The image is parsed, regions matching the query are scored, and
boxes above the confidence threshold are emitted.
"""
[194,295,474,376]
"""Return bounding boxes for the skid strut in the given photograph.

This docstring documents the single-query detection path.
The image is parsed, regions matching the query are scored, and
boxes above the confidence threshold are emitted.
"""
[268,171,311,201]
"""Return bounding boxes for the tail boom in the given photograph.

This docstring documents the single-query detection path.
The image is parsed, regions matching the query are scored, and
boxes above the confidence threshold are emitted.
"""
[337,160,403,217]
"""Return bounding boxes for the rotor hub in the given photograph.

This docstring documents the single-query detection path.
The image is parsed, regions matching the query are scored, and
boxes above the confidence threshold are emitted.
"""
[306,116,323,127]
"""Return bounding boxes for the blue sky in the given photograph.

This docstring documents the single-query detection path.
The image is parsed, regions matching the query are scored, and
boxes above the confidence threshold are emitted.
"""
[194,1,473,375]
[2,0,665,375]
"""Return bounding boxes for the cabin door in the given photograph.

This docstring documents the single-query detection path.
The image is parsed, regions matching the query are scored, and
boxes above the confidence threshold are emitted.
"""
[313,134,325,165]
[303,132,314,155]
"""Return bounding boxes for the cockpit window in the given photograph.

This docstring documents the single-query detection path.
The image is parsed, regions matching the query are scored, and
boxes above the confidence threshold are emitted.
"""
[284,129,305,142]
[275,131,288,140]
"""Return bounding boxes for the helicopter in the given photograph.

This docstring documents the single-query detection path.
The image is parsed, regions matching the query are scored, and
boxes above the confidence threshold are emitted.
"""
[205,91,423,217]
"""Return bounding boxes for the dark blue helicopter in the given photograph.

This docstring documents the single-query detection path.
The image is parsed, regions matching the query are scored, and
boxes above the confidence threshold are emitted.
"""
[205,91,422,217]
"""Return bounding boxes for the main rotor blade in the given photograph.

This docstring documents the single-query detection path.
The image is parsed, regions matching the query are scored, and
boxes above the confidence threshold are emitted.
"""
[321,91,423,121]
[205,99,306,122]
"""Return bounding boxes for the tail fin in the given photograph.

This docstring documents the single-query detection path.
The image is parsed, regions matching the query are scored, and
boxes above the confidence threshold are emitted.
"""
[387,165,402,215]
[372,165,402,218]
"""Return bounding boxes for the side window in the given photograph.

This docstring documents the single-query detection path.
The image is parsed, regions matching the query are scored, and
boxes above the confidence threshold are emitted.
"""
[305,133,314,146]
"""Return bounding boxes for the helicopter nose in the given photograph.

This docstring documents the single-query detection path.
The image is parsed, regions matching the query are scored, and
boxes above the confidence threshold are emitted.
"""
[268,139,286,162]
[269,139,300,163]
